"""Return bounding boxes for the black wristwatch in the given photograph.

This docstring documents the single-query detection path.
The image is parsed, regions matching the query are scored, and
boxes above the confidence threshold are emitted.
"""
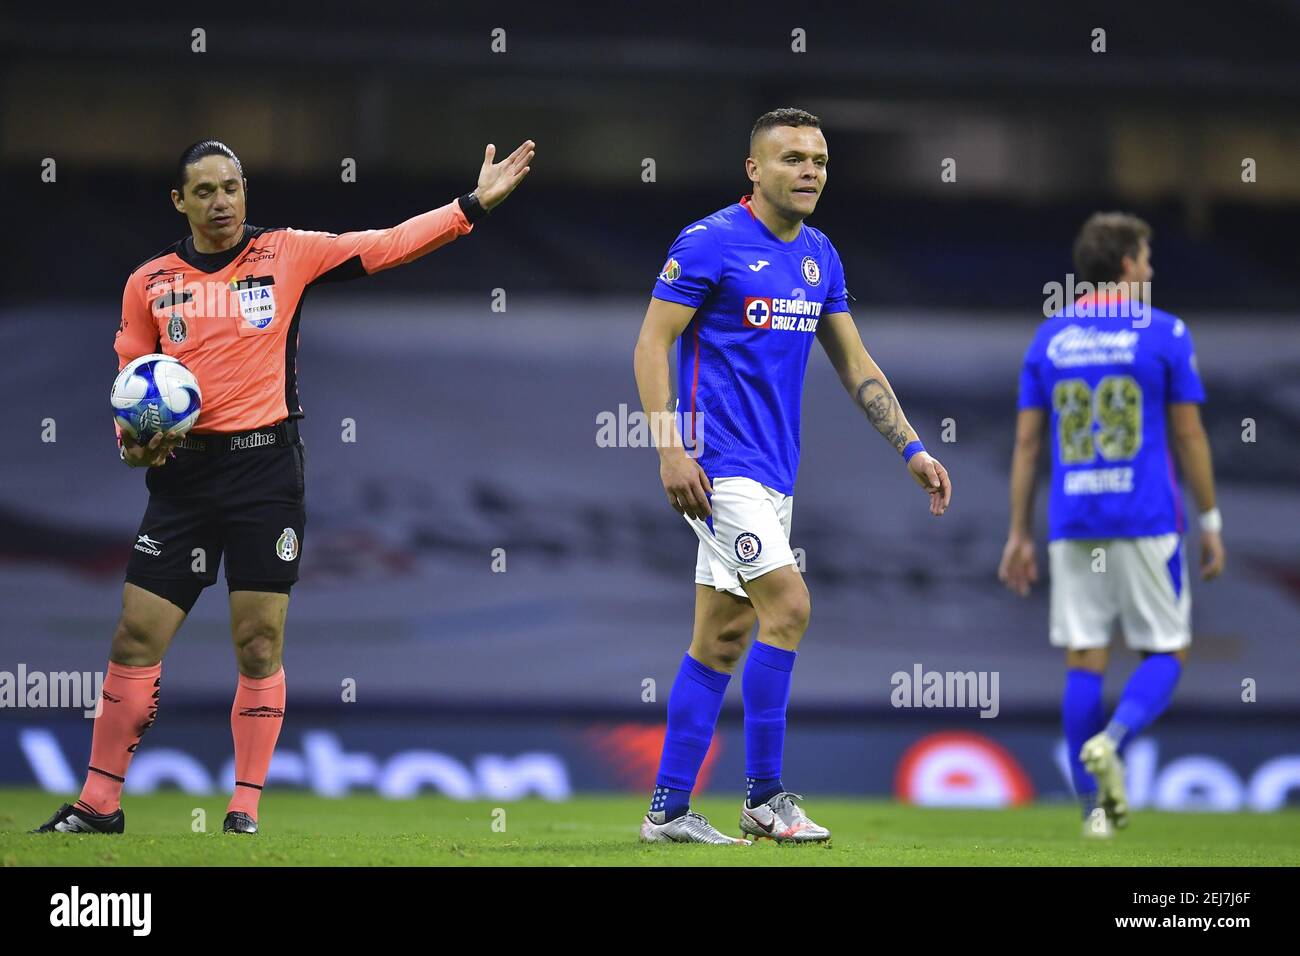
[458,191,489,223]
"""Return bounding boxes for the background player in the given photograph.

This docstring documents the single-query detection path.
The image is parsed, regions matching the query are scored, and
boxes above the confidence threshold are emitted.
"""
[998,212,1224,837]
[633,108,952,844]
[34,137,534,835]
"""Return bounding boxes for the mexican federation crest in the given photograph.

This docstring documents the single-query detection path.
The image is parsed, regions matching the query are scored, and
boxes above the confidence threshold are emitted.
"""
[275,527,300,562]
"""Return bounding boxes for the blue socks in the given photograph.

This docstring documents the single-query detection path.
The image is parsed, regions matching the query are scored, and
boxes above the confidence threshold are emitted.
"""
[649,642,801,820]
[743,641,796,808]
[1107,653,1183,754]
[649,784,690,821]
[1062,669,1106,807]
[651,653,731,821]
[1062,656,1183,817]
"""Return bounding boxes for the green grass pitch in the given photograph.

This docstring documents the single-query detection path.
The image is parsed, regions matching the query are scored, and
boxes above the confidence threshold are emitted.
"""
[2,789,1296,866]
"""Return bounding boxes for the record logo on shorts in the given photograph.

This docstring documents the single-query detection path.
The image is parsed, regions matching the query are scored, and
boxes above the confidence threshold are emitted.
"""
[735,531,762,563]
[275,527,299,562]
[801,256,821,286]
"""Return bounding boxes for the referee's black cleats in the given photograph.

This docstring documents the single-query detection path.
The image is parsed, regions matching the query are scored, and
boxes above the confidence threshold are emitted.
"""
[223,811,258,834]
[32,802,125,834]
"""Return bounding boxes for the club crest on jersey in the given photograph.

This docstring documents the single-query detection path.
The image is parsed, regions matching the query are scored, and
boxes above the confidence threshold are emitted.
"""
[275,527,299,562]
[735,532,762,563]
[166,314,188,343]
[801,256,821,286]
[658,258,682,283]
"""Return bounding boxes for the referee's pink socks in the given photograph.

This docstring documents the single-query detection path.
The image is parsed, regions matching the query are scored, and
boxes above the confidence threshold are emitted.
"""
[77,660,162,815]
[226,667,286,821]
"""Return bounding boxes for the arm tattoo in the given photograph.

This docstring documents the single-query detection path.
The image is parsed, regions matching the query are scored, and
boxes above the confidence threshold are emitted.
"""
[855,377,910,453]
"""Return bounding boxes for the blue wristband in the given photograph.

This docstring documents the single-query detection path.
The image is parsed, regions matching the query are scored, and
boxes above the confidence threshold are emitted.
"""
[902,440,925,463]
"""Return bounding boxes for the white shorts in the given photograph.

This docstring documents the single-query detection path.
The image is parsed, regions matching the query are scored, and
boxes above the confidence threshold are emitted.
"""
[687,476,796,598]
[1048,533,1191,652]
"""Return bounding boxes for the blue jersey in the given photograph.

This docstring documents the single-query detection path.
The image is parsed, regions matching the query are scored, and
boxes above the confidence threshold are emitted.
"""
[651,196,849,494]
[1018,297,1205,540]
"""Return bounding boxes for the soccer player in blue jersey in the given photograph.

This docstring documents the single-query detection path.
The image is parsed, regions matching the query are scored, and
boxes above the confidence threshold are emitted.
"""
[999,212,1225,837]
[633,108,952,844]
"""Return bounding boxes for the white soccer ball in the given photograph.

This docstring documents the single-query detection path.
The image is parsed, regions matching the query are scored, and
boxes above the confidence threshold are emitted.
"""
[111,353,202,441]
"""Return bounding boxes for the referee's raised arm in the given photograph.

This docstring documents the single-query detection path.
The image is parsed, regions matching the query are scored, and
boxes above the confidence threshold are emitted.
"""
[291,140,536,284]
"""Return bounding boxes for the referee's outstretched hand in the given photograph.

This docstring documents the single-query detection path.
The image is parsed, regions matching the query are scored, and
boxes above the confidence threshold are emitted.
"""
[121,429,183,468]
[474,140,535,211]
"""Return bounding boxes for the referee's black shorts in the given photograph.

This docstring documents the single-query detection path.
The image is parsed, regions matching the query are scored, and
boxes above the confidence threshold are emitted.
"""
[125,420,306,613]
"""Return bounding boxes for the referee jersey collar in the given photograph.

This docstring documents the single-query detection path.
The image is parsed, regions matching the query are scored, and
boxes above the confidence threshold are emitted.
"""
[178,224,255,273]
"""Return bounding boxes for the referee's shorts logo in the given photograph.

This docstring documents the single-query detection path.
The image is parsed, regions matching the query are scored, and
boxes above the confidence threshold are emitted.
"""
[275,527,299,562]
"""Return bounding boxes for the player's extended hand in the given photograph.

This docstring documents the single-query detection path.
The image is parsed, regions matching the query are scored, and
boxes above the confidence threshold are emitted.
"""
[474,140,535,211]
[660,451,713,520]
[121,429,183,468]
[907,451,951,516]
[998,533,1038,597]
[1199,530,1226,581]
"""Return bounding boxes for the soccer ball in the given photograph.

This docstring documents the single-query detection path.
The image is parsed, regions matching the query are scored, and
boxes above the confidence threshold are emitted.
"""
[111,354,202,442]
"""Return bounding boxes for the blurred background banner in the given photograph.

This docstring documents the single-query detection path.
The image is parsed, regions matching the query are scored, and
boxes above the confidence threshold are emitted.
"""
[2,1,1297,806]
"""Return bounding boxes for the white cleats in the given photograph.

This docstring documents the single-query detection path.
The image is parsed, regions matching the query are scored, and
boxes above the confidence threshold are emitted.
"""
[1080,732,1129,830]
[639,809,752,845]
[739,791,831,843]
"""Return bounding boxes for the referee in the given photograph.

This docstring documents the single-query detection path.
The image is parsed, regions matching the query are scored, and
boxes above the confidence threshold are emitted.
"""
[34,137,534,835]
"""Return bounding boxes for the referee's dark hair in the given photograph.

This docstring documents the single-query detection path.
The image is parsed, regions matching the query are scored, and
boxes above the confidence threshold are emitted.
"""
[1073,212,1152,285]
[175,140,245,194]
[750,108,822,152]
